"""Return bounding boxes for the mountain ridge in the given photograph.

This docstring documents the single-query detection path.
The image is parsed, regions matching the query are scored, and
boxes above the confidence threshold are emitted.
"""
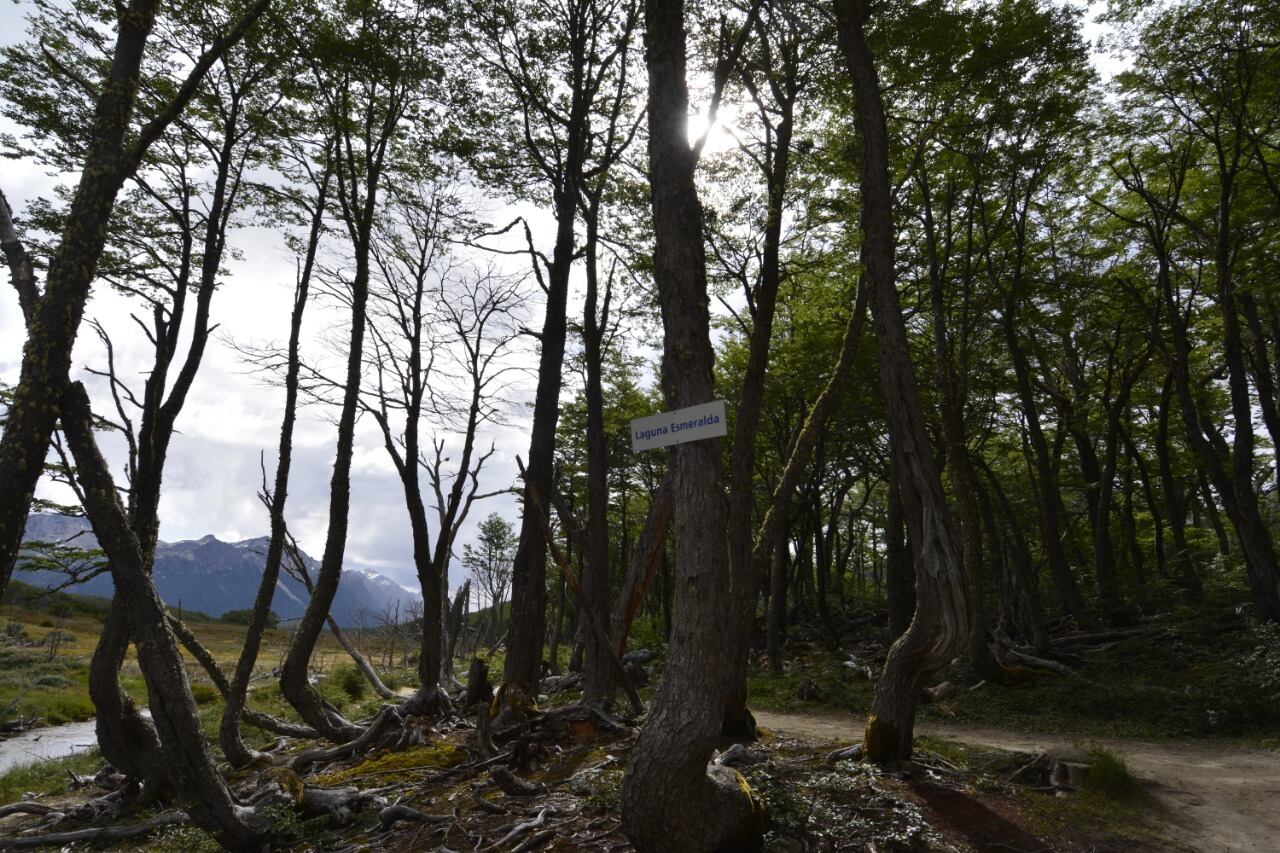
[16,514,421,627]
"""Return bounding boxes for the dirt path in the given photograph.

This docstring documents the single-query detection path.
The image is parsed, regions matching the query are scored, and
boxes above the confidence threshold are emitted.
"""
[754,710,1280,853]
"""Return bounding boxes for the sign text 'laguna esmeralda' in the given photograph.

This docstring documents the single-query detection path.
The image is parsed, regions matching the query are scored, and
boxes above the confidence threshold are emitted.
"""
[630,400,728,451]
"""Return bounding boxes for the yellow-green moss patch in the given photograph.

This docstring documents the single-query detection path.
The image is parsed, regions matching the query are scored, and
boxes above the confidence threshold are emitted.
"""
[315,741,469,785]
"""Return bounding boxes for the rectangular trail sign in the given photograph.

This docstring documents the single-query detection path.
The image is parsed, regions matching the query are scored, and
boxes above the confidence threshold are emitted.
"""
[630,400,727,451]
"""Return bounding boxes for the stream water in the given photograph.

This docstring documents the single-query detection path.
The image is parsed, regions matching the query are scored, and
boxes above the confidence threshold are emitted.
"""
[0,719,99,774]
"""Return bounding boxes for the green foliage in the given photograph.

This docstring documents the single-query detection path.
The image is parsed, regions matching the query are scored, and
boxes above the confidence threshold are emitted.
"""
[328,664,368,702]
[1083,746,1140,798]
[218,608,279,629]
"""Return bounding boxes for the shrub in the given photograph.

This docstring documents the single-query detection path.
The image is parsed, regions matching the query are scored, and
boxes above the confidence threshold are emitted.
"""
[333,664,367,701]
[1083,746,1140,798]
[190,683,219,705]
[219,609,279,629]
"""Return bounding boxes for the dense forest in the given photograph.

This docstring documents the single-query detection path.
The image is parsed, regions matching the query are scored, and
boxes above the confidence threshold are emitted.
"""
[1,0,1279,849]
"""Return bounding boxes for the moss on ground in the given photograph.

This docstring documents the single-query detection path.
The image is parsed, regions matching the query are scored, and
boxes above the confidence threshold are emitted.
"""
[315,741,469,785]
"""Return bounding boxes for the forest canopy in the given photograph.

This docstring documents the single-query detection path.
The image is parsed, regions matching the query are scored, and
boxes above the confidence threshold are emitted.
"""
[1,0,1279,849]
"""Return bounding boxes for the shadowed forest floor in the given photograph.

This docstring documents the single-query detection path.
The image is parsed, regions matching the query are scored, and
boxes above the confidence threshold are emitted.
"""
[756,709,1280,853]
[3,596,1278,850]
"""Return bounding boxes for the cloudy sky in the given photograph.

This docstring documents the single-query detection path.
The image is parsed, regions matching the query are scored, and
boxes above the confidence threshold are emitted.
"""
[0,1,550,593]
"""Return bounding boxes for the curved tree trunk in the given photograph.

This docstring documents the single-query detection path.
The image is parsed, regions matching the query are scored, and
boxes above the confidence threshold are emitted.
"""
[221,160,328,767]
[834,0,970,764]
[279,205,374,744]
[62,383,262,847]
[0,0,270,597]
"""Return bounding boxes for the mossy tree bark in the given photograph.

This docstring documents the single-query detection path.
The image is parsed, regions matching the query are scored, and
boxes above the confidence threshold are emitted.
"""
[620,0,763,849]
[834,0,970,764]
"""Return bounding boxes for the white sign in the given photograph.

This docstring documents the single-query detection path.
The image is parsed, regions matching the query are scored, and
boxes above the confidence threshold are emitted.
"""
[630,400,728,451]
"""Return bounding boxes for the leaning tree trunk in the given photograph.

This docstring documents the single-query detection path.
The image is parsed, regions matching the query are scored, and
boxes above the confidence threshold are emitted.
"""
[749,280,869,686]
[620,1,762,849]
[62,384,262,847]
[834,0,970,764]
[504,113,586,695]
[221,160,328,767]
[0,4,163,594]
[278,210,374,744]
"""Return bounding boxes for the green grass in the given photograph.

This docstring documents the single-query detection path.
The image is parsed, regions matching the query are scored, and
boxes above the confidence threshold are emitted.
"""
[1019,778,1170,850]
[1082,745,1141,798]
[0,749,104,804]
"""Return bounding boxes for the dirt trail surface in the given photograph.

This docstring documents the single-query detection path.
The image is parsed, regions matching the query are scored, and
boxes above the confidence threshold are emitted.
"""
[755,710,1280,853]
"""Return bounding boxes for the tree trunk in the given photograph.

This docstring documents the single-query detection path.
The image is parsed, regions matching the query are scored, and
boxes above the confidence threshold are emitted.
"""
[606,476,673,702]
[736,279,869,723]
[279,196,374,743]
[62,383,262,847]
[1003,307,1090,620]
[1156,370,1201,599]
[835,0,970,764]
[0,0,158,592]
[766,524,790,673]
[504,94,587,698]
[221,161,328,768]
[885,467,914,643]
[922,173,1000,680]
[0,0,269,596]
[723,70,795,736]
[580,209,612,709]
[621,2,761,848]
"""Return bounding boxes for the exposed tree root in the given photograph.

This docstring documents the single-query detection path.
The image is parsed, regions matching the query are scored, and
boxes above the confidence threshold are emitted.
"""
[489,806,554,849]
[0,812,187,849]
[0,803,54,820]
[289,706,402,772]
[490,765,544,797]
[378,803,453,829]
